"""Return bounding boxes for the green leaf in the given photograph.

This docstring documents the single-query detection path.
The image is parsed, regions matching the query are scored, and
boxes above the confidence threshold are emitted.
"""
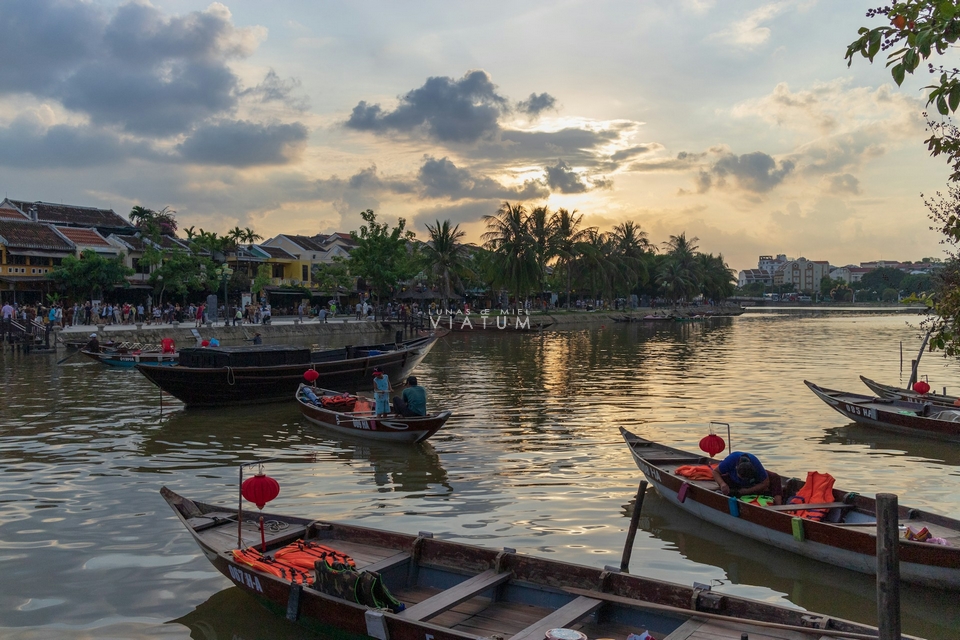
[868,38,881,59]
[904,49,919,71]
[941,1,956,20]
[950,84,960,112]
[893,64,906,86]
[938,93,949,115]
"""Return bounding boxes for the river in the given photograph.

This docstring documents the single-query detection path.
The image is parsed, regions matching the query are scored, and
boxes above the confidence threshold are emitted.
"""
[1,311,959,639]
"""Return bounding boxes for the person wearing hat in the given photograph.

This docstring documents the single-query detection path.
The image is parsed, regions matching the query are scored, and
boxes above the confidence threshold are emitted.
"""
[84,332,100,352]
[392,376,426,417]
[251,332,262,345]
[372,367,391,415]
[711,451,783,505]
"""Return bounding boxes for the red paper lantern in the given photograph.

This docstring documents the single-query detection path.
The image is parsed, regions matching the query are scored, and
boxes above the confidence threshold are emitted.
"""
[242,473,280,509]
[914,381,931,395]
[303,369,319,383]
[699,433,726,457]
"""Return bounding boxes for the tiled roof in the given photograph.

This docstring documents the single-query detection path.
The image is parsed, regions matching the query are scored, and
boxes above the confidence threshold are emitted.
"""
[110,233,148,251]
[0,206,27,220]
[0,220,75,252]
[4,199,132,229]
[259,244,297,259]
[157,235,189,251]
[282,234,326,252]
[55,226,113,248]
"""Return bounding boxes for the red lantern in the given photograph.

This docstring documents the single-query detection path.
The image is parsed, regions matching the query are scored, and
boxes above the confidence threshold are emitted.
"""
[699,433,726,457]
[914,381,931,395]
[242,473,280,509]
[303,369,319,383]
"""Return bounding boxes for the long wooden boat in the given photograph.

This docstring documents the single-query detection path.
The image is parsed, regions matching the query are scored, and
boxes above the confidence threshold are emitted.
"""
[806,380,960,442]
[162,485,900,640]
[860,375,960,407]
[296,383,451,443]
[620,427,960,590]
[136,335,437,408]
[81,348,177,367]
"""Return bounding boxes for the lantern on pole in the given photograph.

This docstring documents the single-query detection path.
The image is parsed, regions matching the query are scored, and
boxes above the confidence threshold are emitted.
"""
[239,464,281,552]
[913,380,931,395]
[699,424,726,457]
[303,369,320,383]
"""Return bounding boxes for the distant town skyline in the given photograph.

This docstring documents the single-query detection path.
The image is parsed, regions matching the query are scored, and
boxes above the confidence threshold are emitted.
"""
[0,1,949,272]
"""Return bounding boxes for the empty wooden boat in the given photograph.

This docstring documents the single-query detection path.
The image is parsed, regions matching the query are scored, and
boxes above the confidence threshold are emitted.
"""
[806,380,960,442]
[859,375,960,407]
[162,485,901,640]
[621,426,960,590]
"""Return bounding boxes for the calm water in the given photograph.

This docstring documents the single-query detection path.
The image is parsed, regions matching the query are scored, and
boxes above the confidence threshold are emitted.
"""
[2,312,960,639]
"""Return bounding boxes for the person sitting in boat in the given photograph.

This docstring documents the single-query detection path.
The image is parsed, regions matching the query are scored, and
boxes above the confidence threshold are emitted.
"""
[250,332,262,345]
[711,452,783,505]
[372,367,391,415]
[85,333,99,352]
[392,376,426,417]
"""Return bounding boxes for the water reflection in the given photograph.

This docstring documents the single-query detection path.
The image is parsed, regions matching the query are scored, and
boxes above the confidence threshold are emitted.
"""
[172,587,315,640]
[820,423,960,467]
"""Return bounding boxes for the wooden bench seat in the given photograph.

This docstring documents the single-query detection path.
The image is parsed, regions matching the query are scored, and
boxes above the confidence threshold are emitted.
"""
[507,595,602,640]
[766,502,854,512]
[399,569,512,622]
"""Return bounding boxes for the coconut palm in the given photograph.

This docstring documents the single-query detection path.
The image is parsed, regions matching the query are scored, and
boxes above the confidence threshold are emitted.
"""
[656,258,699,305]
[697,253,736,302]
[482,202,538,304]
[610,221,652,297]
[573,229,618,303]
[550,208,595,308]
[527,205,557,302]
[242,228,263,245]
[422,219,468,310]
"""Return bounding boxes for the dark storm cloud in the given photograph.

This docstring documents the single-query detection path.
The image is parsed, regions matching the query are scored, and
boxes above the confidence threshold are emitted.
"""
[177,121,309,167]
[0,121,153,168]
[417,157,548,200]
[711,151,795,193]
[345,70,509,142]
[0,1,273,137]
[517,92,557,116]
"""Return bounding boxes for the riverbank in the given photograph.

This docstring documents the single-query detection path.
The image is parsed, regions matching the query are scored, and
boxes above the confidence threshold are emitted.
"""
[53,303,744,346]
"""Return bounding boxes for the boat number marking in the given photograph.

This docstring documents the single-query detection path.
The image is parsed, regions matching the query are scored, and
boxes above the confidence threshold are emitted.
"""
[843,404,877,420]
[637,461,661,483]
[228,565,264,592]
[352,419,373,430]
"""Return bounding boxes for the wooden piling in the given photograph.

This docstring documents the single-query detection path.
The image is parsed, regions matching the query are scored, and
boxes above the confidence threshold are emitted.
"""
[620,480,648,572]
[876,493,901,640]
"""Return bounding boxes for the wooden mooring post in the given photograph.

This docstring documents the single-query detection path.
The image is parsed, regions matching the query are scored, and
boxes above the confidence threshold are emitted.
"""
[620,480,648,572]
[876,493,901,640]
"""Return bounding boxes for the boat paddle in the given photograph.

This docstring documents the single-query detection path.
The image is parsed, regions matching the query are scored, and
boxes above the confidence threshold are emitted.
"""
[56,349,82,365]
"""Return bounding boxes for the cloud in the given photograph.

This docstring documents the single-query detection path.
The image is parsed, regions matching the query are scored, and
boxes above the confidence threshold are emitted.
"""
[417,156,548,200]
[177,120,309,167]
[824,173,861,195]
[711,151,794,192]
[709,2,789,48]
[240,70,309,110]
[0,119,153,168]
[543,159,611,193]
[517,92,557,117]
[411,200,500,229]
[345,70,508,142]
[0,0,272,136]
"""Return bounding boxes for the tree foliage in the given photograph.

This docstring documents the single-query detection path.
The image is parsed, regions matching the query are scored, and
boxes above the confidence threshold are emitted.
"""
[348,209,418,301]
[48,249,134,300]
[421,219,470,309]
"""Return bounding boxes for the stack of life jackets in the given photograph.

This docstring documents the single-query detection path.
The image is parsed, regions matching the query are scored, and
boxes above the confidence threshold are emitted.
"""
[232,540,356,586]
[320,394,357,411]
[785,471,836,521]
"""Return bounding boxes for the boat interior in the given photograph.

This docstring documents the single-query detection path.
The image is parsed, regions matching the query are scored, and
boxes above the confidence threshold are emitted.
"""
[168,489,861,640]
[624,437,960,548]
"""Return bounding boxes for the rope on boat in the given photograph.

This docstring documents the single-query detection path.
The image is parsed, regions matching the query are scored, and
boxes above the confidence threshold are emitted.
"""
[227,366,235,386]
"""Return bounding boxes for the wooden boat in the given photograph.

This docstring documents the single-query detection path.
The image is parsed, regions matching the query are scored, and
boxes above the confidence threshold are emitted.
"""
[136,335,438,408]
[296,383,452,443]
[620,426,960,590]
[81,347,177,367]
[860,375,960,407]
[806,380,960,442]
[162,485,898,640]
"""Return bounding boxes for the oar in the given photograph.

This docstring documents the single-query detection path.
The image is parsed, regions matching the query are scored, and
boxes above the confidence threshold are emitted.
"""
[56,349,82,365]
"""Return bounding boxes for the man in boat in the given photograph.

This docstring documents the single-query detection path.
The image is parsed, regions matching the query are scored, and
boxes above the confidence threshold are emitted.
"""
[251,332,262,345]
[84,332,100,352]
[711,452,783,505]
[392,376,427,417]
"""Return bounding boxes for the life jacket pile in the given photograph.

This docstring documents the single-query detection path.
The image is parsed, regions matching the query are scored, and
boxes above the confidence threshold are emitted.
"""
[232,541,356,586]
[785,471,836,521]
[320,395,357,411]
[674,464,717,481]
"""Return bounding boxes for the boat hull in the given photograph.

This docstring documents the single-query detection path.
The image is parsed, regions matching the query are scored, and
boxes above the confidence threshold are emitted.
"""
[296,384,451,443]
[82,349,177,367]
[860,375,960,407]
[807,380,960,442]
[137,337,437,408]
[621,427,960,590]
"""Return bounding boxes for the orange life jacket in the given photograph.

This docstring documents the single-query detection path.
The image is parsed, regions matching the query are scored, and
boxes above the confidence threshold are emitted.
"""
[233,547,314,585]
[273,540,357,572]
[786,471,836,521]
[674,464,717,481]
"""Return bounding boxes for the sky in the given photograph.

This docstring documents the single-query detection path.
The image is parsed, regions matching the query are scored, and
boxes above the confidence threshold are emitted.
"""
[0,0,952,272]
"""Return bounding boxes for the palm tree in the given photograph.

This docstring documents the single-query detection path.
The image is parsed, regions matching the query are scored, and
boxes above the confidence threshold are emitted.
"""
[575,229,618,303]
[422,220,468,310]
[482,202,538,304]
[610,221,652,298]
[697,253,736,302]
[656,258,698,306]
[550,208,595,309]
[242,227,263,245]
[527,205,556,305]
